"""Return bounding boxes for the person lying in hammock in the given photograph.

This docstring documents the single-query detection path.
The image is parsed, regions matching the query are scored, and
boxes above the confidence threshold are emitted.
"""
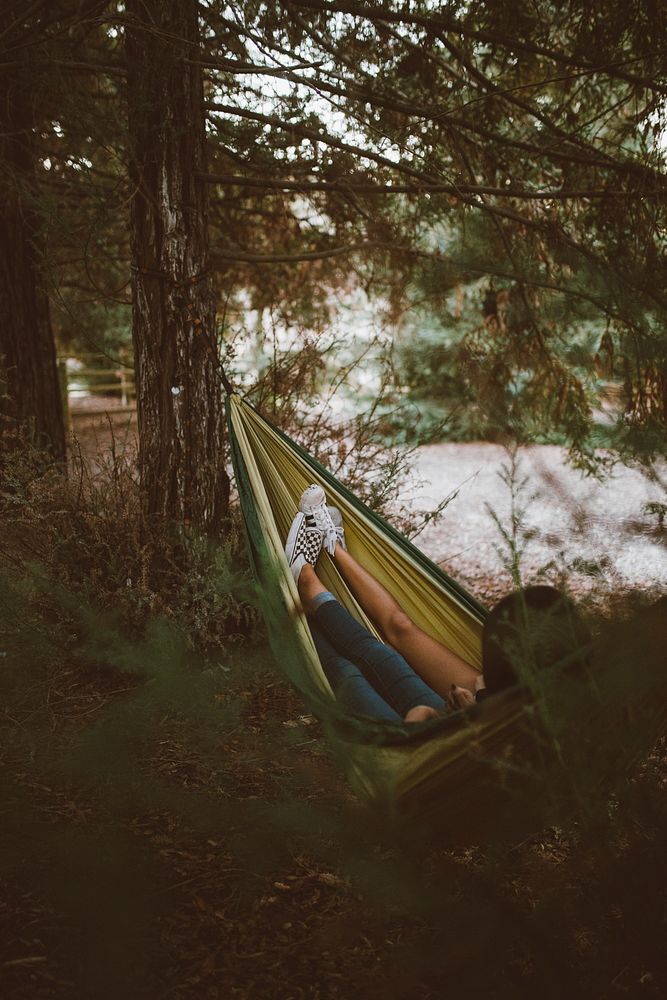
[284,484,591,724]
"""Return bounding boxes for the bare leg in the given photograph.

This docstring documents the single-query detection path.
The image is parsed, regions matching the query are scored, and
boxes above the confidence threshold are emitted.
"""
[333,544,478,697]
[297,563,327,611]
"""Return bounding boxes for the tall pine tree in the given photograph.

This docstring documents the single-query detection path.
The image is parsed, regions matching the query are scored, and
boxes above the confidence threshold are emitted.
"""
[0,11,65,460]
[125,0,229,532]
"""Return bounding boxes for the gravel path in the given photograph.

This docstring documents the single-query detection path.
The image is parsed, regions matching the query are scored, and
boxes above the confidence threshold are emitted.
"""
[410,442,667,606]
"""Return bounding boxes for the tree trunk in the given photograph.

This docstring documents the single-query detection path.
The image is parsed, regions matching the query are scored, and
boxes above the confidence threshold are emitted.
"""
[0,52,66,461]
[125,0,229,534]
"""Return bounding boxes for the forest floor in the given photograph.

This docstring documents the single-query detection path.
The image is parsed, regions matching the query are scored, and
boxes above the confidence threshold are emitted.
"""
[2,406,661,998]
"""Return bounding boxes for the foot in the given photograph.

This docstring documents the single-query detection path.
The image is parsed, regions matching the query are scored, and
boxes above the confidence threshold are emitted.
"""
[446,684,475,710]
[299,484,338,556]
[327,506,346,551]
[404,705,441,723]
[285,511,323,584]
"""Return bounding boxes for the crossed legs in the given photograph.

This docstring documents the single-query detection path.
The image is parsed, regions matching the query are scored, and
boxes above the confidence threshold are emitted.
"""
[287,486,480,719]
[332,545,479,697]
[298,565,444,721]
[298,545,478,701]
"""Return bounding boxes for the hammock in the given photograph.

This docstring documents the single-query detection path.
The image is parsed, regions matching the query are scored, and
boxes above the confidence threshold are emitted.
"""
[227,393,667,842]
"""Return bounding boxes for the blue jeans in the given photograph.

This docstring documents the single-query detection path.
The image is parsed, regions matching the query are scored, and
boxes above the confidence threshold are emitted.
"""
[309,593,446,722]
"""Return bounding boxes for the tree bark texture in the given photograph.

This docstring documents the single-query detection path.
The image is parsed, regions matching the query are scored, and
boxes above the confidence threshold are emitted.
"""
[125,0,229,533]
[0,46,66,461]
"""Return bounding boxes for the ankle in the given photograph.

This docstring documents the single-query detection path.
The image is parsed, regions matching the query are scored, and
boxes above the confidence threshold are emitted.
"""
[297,563,316,591]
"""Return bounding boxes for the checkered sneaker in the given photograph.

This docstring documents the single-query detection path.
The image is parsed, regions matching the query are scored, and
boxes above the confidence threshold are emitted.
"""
[299,484,338,555]
[284,511,323,584]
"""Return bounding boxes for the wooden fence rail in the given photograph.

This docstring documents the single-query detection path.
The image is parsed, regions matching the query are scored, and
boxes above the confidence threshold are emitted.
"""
[58,355,136,426]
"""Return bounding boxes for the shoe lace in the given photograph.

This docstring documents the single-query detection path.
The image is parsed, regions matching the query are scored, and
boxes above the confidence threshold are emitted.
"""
[307,505,337,554]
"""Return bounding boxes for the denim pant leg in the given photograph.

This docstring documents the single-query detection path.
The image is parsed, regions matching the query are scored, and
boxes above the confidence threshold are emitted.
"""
[311,600,446,717]
[309,623,403,723]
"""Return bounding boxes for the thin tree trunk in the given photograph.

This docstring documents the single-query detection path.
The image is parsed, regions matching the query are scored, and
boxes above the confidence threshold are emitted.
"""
[125,0,229,534]
[0,51,66,461]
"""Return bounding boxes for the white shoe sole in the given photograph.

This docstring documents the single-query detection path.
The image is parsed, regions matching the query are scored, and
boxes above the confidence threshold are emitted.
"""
[284,511,306,564]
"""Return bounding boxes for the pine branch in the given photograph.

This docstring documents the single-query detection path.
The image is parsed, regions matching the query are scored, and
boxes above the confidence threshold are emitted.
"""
[199,171,665,200]
[289,0,667,95]
[203,63,666,185]
[0,59,127,77]
[211,243,370,263]
[205,101,442,185]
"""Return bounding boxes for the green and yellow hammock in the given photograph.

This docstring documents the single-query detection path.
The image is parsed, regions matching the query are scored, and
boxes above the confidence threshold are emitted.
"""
[227,393,667,842]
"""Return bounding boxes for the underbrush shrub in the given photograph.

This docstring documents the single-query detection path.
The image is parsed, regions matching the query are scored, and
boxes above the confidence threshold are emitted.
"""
[2,444,667,997]
[0,437,261,652]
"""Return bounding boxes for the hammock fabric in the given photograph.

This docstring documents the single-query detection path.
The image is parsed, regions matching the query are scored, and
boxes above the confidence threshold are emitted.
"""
[227,393,667,842]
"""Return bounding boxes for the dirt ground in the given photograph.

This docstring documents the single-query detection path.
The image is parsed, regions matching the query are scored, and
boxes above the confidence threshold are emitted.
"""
[1,406,665,999]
